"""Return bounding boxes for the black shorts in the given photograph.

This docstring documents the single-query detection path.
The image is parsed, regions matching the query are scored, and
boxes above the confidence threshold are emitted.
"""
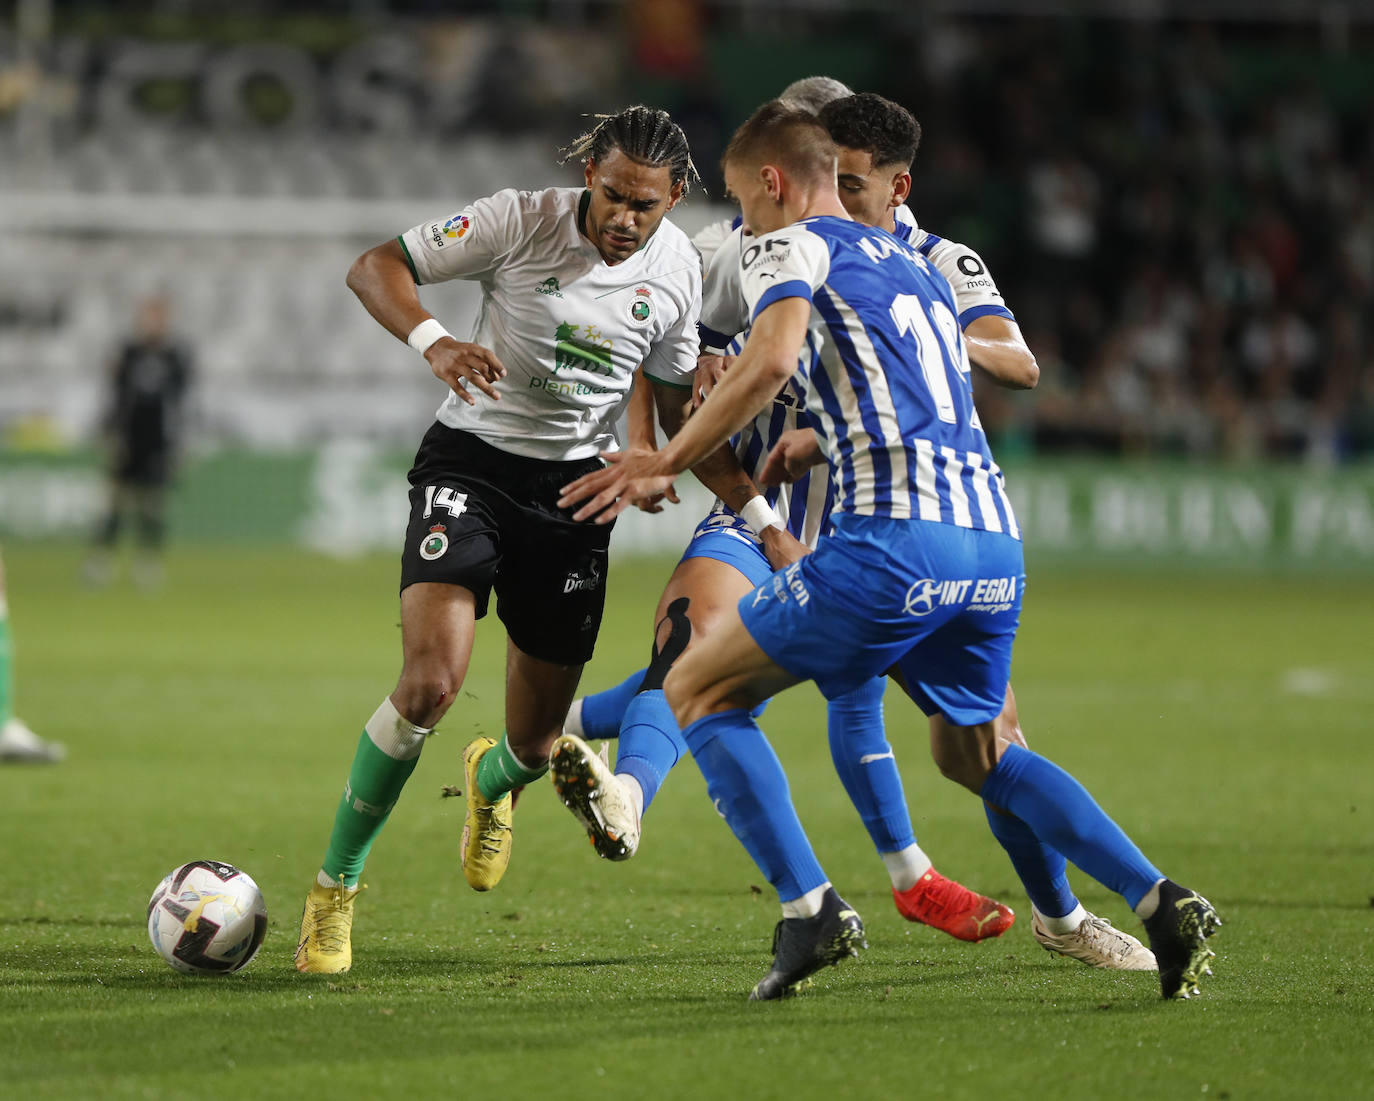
[400,423,613,665]
[115,442,172,487]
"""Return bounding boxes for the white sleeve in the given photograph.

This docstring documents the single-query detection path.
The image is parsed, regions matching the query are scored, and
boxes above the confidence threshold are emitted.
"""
[691,218,736,270]
[739,227,830,322]
[398,189,523,285]
[641,264,702,389]
[923,237,1015,325]
[699,226,749,351]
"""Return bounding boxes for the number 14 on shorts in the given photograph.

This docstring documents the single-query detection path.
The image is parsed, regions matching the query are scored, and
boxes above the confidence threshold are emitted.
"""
[423,486,469,519]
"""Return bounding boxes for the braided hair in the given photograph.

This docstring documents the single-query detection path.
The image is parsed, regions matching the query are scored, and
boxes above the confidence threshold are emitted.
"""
[560,105,699,196]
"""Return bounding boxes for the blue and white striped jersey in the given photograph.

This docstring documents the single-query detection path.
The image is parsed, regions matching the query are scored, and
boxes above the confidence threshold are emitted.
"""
[695,221,831,548]
[738,215,1019,536]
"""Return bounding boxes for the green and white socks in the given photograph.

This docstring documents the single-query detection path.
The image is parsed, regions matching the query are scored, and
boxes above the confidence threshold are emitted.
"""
[320,698,431,887]
[475,733,548,802]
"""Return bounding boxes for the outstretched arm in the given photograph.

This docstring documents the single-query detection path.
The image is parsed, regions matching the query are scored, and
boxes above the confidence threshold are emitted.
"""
[347,239,506,405]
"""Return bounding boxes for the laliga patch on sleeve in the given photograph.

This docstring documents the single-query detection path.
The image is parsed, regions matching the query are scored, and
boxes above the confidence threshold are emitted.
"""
[424,213,472,251]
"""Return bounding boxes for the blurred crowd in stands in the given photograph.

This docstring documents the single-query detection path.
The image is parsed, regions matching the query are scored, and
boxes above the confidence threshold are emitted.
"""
[1,7,1371,463]
[890,19,1374,463]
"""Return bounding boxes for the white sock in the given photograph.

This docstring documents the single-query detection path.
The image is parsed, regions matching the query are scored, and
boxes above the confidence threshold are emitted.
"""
[617,772,645,823]
[1133,878,1166,921]
[366,697,431,761]
[781,882,830,920]
[882,844,934,891]
[563,698,585,738]
[1033,902,1087,935]
[316,869,340,889]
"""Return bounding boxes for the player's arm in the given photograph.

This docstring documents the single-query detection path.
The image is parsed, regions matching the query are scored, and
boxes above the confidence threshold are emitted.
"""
[626,368,658,451]
[346,239,506,405]
[559,297,809,522]
[963,314,1039,390]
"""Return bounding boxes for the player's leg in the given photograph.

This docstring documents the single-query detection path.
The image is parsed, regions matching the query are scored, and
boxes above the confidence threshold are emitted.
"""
[84,478,130,586]
[564,668,647,740]
[0,551,64,763]
[461,452,614,889]
[827,676,1013,940]
[934,716,1218,996]
[667,572,865,1000]
[298,427,502,970]
[552,535,771,859]
[132,482,168,589]
[460,636,584,889]
[982,687,1154,969]
[295,580,475,974]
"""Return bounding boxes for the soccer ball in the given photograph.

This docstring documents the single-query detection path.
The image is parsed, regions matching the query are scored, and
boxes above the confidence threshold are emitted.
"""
[147,860,268,975]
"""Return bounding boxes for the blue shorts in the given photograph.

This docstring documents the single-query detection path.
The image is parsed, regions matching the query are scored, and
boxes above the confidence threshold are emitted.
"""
[679,514,774,588]
[738,513,1023,726]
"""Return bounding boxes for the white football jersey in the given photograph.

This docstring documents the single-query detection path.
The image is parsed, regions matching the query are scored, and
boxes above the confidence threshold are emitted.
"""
[893,205,1014,328]
[400,187,701,461]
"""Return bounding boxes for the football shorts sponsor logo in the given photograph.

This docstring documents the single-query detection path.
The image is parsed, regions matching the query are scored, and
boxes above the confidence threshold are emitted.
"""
[767,560,810,607]
[904,576,1017,616]
[563,558,603,593]
[426,214,471,250]
[967,575,1017,613]
[419,524,450,561]
[627,286,654,327]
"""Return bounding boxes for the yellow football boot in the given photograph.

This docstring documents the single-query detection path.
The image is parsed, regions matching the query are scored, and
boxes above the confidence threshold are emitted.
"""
[461,737,513,891]
[294,880,363,974]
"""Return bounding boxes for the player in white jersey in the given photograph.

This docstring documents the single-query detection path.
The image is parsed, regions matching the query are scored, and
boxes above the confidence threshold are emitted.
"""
[295,106,733,975]
[550,85,1019,949]
[561,102,1220,1002]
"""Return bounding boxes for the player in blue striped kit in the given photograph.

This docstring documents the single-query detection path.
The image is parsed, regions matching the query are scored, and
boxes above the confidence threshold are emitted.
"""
[560,100,1220,1001]
[551,83,1017,948]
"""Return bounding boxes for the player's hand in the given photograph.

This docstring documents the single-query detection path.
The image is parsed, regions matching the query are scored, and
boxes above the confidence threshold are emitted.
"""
[426,338,506,405]
[758,525,810,570]
[693,354,736,408]
[759,427,824,485]
[634,481,681,514]
[558,448,677,524]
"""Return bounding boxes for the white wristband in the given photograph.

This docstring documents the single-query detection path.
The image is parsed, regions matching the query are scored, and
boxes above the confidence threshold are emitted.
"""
[740,495,783,535]
[406,318,451,357]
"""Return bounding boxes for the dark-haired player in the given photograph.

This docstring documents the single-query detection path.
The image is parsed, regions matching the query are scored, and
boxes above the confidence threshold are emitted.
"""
[296,106,709,974]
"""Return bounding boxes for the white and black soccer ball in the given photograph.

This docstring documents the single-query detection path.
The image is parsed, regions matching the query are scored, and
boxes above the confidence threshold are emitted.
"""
[147,860,268,975]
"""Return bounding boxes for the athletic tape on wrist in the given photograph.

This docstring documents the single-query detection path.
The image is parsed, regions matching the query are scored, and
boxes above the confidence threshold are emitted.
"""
[739,495,783,535]
[406,318,451,357]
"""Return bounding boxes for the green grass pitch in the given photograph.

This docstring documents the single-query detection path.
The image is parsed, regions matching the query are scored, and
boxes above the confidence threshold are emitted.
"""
[2,546,1370,1098]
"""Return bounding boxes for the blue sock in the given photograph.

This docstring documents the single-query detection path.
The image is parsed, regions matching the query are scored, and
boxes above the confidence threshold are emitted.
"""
[983,802,1077,918]
[827,677,916,853]
[614,689,686,815]
[579,669,646,739]
[682,709,828,902]
[979,744,1163,910]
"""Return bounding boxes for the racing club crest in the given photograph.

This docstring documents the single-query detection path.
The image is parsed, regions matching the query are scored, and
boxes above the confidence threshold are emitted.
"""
[419,524,450,561]
[627,286,654,327]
